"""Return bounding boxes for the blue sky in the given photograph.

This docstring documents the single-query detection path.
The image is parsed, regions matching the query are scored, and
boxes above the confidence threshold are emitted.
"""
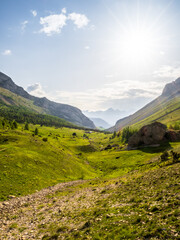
[1,0,180,115]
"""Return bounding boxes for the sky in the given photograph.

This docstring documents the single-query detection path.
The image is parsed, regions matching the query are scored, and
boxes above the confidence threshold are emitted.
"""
[1,0,180,116]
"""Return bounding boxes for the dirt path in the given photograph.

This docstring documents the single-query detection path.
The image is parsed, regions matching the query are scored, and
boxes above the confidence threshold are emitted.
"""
[0,179,92,239]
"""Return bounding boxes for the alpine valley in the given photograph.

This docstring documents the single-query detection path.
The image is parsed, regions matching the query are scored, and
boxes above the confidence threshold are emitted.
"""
[0,72,179,239]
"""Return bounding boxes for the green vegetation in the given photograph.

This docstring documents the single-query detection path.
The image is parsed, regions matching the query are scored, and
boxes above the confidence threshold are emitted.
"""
[0,153,179,239]
[132,96,180,129]
[0,118,179,201]
[0,115,179,239]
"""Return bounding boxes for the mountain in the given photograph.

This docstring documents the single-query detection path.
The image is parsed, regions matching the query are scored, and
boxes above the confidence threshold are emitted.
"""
[109,78,180,132]
[90,117,111,129]
[83,108,126,126]
[0,72,95,129]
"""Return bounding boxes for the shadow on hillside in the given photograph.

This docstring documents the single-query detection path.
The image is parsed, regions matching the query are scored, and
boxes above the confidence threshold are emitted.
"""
[138,142,172,153]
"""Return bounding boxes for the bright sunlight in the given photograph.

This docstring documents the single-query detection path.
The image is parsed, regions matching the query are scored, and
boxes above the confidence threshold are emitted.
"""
[121,27,157,64]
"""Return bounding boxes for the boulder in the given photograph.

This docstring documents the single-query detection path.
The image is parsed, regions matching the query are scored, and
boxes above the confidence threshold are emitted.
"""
[128,122,167,148]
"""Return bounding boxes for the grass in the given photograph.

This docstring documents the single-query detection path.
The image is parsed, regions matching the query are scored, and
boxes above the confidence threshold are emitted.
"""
[42,161,180,239]
[0,124,179,201]
[0,123,179,239]
[1,158,179,239]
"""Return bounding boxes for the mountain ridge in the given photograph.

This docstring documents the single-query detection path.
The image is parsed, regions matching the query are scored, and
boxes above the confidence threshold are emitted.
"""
[109,78,180,132]
[0,72,95,129]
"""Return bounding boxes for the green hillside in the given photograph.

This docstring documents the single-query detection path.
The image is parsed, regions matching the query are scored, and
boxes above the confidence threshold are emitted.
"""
[0,87,45,113]
[0,87,79,129]
[0,121,179,201]
[111,93,180,132]
[0,122,179,239]
[132,94,180,129]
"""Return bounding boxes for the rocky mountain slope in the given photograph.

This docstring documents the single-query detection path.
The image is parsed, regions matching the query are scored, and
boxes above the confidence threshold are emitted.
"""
[0,72,95,128]
[109,78,180,132]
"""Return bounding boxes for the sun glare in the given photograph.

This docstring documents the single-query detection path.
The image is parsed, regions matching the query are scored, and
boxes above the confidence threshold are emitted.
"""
[121,27,157,65]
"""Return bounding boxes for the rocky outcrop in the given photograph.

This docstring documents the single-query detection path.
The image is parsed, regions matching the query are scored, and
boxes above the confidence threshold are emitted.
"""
[128,122,180,149]
[0,72,95,129]
[162,77,180,97]
[128,122,167,148]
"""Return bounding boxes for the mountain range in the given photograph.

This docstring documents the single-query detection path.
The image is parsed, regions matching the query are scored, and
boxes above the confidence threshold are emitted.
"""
[0,72,95,129]
[109,77,180,132]
[90,117,111,129]
[84,108,126,126]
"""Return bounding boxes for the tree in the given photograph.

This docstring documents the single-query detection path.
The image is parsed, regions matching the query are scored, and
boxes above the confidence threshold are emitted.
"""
[24,122,29,130]
[121,127,137,143]
[2,120,5,129]
[12,120,18,129]
[34,127,38,135]
[112,131,117,139]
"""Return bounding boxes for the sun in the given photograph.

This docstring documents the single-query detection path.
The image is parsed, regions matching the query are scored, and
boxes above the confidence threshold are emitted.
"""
[121,23,161,65]
[121,27,157,64]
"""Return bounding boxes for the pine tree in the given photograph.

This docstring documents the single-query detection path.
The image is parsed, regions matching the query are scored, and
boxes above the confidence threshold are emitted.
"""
[24,122,29,130]
[34,127,38,135]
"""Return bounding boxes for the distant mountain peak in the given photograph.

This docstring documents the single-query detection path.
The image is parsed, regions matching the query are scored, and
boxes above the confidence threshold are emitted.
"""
[162,77,180,97]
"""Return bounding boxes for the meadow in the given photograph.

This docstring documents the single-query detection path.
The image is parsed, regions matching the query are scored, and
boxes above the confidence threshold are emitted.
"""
[0,123,179,201]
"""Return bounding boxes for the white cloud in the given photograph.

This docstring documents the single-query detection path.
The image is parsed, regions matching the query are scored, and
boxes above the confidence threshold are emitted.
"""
[49,79,161,112]
[153,65,180,79]
[21,20,28,31]
[40,13,67,36]
[39,9,89,36]
[2,49,12,56]
[68,12,89,28]
[31,10,37,17]
[27,83,46,97]
[61,8,66,14]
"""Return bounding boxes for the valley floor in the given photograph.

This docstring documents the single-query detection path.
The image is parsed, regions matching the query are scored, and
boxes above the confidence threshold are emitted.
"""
[0,125,179,239]
[0,161,179,239]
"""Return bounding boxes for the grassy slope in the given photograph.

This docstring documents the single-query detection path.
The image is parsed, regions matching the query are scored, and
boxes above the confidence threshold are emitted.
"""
[132,95,180,129]
[0,151,179,239]
[0,87,45,113]
[112,94,180,131]
[0,88,80,128]
[0,124,179,201]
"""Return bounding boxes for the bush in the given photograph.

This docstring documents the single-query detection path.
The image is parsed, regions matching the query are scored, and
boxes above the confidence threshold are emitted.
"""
[42,137,48,142]
[72,132,77,137]
[171,150,180,163]
[160,151,169,161]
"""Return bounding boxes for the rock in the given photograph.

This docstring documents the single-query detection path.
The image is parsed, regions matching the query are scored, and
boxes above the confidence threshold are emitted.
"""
[162,77,180,97]
[128,122,167,148]
[8,195,16,199]
[166,130,180,141]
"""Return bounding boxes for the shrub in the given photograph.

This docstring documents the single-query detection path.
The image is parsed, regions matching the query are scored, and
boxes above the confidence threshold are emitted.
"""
[171,151,180,163]
[72,132,77,137]
[42,137,48,142]
[160,151,169,161]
